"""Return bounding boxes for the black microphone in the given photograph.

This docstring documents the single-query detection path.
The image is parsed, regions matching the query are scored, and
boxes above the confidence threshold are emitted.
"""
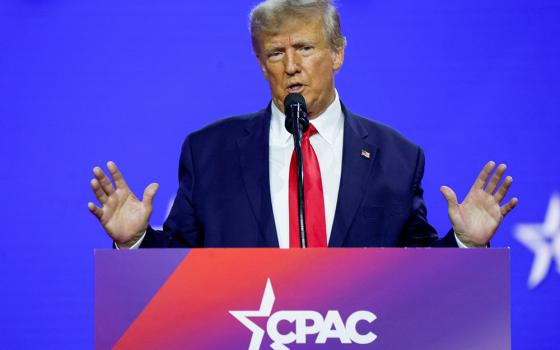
[284,93,309,135]
[284,93,309,248]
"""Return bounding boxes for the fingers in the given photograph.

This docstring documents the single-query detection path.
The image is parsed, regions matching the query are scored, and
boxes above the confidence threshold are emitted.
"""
[485,163,507,194]
[93,166,115,196]
[495,175,513,203]
[501,197,519,216]
[91,164,117,207]
[472,161,496,190]
[479,161,515,206]
[440,185,459,207]
[87,202,103,219]
[90,178,108,204]
[142,183,160,208]
[107,161,129,190]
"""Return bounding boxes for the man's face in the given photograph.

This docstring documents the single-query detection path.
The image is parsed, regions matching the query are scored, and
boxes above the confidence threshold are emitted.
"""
[256,17,344,118]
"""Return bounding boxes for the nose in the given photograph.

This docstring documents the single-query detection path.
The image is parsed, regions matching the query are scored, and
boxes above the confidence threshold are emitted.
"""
[284,49,301,75]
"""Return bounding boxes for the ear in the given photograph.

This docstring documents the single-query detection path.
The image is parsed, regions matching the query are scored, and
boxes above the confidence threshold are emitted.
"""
[256,54,270,81]
[331,45,345,72]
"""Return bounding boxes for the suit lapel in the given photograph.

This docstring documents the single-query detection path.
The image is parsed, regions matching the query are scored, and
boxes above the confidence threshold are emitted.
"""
[329,106,378,247]
[236,106,280,247]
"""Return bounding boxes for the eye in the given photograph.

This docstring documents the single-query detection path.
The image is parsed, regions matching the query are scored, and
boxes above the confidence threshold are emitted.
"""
[300,46,314,54]
[267,51,283,61]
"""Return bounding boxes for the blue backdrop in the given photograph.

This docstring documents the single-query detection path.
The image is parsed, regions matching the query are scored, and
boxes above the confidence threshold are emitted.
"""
[0,0,559,348]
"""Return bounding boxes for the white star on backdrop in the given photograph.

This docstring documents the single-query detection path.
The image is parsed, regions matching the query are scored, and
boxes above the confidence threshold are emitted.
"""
[515,193,560,289]
[230,279,276,350]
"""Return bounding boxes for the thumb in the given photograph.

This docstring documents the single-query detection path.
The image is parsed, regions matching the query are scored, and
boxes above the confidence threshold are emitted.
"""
[142,183,160,208]
[440,185,459,209]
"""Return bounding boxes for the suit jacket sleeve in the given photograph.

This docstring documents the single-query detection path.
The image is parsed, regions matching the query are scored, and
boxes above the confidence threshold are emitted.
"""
[141,135,202,248]
[399,147,457,247]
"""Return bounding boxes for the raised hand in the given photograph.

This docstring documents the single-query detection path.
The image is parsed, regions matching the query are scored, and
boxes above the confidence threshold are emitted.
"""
[88,161,159,247]
[440,161,518,247]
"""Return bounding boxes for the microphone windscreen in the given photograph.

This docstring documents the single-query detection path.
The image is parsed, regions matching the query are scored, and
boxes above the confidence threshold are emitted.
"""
[283,93,307,115]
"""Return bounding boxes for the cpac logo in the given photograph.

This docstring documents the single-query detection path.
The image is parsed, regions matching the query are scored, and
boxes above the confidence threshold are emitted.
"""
[230,279,377,350]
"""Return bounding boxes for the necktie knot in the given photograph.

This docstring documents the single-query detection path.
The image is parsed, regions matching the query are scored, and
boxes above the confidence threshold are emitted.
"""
[303,124,318,141]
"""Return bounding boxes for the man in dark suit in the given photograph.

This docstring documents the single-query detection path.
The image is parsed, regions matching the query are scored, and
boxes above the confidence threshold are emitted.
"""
[88,0,517,249]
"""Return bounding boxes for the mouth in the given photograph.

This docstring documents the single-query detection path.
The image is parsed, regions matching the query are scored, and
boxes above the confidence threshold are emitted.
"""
[286,83,304,94]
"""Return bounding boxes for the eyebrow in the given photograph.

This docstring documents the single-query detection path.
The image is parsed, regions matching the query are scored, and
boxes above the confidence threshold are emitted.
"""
[263,39,316,53]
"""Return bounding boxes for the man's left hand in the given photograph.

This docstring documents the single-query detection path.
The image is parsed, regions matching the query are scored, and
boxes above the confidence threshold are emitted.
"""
[440,161,518,247]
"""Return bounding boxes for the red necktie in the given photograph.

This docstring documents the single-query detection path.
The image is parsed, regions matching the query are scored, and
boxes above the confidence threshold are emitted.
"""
[289,124,327,247]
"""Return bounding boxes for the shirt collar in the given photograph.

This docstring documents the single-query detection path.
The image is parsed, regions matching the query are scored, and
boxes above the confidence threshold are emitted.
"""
[270,90,344,145]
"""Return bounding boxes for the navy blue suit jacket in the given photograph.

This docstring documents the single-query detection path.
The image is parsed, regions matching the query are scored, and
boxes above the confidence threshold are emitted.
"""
[141,104,457,248]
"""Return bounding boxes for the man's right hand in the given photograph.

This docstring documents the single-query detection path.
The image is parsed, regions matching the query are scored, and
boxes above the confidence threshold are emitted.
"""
[87,161,159,248]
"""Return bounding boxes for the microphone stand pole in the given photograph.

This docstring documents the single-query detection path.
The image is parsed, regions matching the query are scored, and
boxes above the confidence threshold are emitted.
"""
[292,105,308,248]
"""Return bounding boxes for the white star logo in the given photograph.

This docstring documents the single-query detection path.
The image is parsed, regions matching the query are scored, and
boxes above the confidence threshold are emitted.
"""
[515,193,560,288]
[230,279,275,350]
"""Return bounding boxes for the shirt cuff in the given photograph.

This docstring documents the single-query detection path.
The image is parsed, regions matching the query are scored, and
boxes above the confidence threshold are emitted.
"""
[454,232,489,248]
[114,231,146,249]
[454,232,469,248]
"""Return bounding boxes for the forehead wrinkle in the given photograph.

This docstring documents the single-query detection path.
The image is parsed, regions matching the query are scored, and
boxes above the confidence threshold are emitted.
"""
[291,38,316,47]
[262,29,322,51]
[264,36,315,49]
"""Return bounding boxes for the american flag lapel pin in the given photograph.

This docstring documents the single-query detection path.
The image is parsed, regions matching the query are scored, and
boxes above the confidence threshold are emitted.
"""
[361,149,371,159]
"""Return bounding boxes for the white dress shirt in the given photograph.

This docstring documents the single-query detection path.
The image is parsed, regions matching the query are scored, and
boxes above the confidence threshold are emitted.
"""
[269,91,344,248]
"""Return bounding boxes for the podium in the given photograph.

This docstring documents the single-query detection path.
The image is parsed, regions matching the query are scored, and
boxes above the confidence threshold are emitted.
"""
[95,248,510,349]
